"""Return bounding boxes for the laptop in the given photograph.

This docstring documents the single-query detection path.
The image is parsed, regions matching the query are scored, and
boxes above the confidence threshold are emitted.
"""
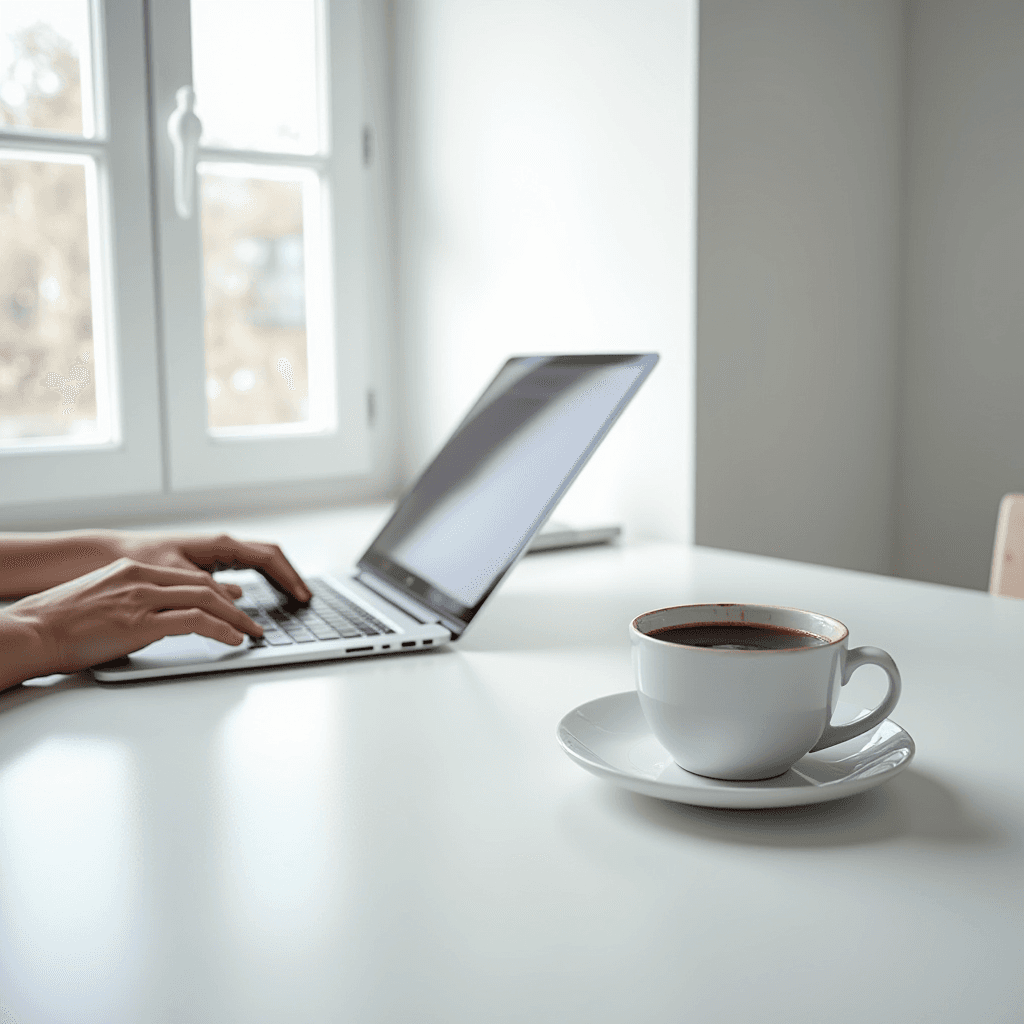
[93,352,658,682]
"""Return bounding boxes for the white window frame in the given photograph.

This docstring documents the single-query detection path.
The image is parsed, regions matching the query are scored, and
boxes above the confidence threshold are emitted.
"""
[0,0,165,504]
[1,0,377,510]
[148,0,371,491]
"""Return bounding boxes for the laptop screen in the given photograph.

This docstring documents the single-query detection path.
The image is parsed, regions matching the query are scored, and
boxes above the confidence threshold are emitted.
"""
[358,353,658,634]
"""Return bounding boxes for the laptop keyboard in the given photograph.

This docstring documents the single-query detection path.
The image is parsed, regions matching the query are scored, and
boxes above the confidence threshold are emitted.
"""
[237,577,395,648]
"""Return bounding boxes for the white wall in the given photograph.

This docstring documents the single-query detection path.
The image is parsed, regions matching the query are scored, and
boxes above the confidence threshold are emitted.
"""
[895,0,1024,590]
[694,0,905,576]
[392,0,697,542]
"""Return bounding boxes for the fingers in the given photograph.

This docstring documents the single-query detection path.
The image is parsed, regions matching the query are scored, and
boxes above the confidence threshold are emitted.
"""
[154,608,249,647]
[145,583,263,638]
[183,535,312,602]
[113,558,243,603]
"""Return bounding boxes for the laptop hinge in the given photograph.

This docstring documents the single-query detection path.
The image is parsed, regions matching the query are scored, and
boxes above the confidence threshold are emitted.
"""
[355,571,436,624]
[355,572,465,637]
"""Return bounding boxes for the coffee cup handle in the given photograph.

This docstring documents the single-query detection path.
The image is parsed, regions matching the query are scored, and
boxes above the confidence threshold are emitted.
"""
[809,646,902,752]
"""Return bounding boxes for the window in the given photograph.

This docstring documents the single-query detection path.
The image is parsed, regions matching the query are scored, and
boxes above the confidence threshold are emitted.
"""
[0,0,372,507]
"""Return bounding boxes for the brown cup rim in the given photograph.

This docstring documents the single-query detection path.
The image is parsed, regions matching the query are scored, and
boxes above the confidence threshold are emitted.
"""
[630,602,849,652]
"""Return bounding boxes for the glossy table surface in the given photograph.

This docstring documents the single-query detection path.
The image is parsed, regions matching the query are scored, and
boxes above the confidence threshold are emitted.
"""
[1,507,1022,1024]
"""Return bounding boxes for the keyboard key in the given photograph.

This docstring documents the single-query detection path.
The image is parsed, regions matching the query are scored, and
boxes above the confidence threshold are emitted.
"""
[306,622,342,640]
[238,575,395,643]
[279,623,317,642]
[262,631,293,646]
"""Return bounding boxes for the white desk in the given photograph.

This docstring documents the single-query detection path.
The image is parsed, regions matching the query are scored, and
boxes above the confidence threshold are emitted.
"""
[1,509,1022,1024]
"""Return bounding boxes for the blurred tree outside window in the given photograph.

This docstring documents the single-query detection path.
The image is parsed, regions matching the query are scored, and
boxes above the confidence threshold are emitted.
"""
[200,170,311,429]
[0,5,102,444]
[190,0,323,434]
[0,5,89,135]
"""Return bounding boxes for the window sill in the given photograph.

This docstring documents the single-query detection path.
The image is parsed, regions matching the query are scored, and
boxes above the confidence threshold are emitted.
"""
[0,472,399,534]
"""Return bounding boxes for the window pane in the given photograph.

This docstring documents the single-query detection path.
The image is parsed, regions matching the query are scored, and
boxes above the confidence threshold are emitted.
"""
[0,154,109,446]
[0,1,92,136]
[191,0,320,155]
[200,165,320,433]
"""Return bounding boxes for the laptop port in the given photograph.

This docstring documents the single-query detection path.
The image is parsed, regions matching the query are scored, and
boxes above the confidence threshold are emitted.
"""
[401,641,416,648]
[346,646,373,653]
[423,639,433,645]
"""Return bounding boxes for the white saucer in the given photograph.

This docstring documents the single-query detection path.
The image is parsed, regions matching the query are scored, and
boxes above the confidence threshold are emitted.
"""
[557,691,915,809]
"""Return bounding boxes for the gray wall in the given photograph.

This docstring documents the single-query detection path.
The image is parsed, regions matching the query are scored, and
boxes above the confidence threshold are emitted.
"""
[695,0,905,576]
[896,0,1024,590]
[697,0,1024,592]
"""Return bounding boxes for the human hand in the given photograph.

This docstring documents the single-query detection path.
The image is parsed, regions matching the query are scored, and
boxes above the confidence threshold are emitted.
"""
[108,532,312,602]
[0,558,265,686]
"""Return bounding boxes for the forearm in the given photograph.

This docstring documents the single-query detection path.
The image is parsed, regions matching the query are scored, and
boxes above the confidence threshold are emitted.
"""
[0,610,48,691]
[0,530,122,599]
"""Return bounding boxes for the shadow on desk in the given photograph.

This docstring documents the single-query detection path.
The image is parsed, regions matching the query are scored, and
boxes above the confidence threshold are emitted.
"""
[595,769,999,850]
[0,670,95,711]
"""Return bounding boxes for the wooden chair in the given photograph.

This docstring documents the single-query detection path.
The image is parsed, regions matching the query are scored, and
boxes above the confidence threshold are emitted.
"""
[990,494,1024,599]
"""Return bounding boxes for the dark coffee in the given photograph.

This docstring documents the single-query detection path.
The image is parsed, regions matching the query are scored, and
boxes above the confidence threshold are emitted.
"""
[648,622,830,651]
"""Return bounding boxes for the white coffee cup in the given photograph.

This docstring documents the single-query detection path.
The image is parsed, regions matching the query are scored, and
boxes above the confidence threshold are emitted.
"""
[630,603,901,781]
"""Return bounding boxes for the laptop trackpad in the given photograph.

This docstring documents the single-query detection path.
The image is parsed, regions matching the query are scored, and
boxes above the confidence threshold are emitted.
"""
[126,633,253,668]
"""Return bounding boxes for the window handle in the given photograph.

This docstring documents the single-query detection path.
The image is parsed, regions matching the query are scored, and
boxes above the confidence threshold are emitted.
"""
[167,86,203,219]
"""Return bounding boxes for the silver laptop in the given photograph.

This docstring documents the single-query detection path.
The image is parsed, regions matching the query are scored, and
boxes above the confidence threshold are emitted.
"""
[93,353,658,682]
